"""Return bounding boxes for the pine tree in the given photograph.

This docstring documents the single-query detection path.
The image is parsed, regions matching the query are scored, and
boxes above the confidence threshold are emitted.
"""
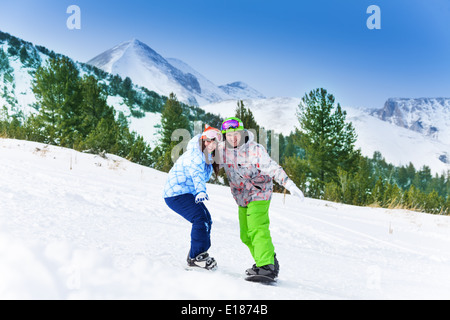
[372,176,385,206]
[81,117,120,155]
[127,135,152,166]
[352,155,374,206]
[32,57,82,146]
[405,185,423,211]
[282,154,308,194]
[383,182,403,208]
[154,93,190,171]
[159,93,190,149]
[78,75,113,138]
[0,48,13,73]
[424,190,441,214]
[444,195,450,215]
[19,46,29,65]
[397,165,410,190]
[235,100,260,134]
[413,165,432,192]
[297,88,359,188]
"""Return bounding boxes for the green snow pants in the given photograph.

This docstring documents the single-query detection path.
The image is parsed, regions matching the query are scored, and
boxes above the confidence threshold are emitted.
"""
[238,200,275,267]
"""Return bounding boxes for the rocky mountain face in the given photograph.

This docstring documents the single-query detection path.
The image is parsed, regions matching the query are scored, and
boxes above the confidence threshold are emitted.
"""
[373,98,450,145]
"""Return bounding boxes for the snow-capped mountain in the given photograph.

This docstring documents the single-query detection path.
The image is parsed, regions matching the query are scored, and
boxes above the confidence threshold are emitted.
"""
[87,39,201,106]
[87,39,265,106]
[372,98,450,146]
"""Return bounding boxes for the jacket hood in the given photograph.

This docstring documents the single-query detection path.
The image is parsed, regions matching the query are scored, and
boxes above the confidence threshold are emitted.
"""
[187,134,202,152]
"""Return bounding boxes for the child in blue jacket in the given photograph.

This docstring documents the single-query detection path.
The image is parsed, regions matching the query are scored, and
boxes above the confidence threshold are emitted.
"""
[164,125,222,270]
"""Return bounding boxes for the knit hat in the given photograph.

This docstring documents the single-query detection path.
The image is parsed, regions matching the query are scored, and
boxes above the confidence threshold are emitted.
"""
[200,124,222,141]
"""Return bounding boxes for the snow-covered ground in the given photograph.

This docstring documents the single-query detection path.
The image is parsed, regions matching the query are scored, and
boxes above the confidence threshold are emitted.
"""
[1,138,450,300]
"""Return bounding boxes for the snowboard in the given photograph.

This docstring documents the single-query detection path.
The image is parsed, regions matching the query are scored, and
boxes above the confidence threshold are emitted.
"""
[185,263,218,272]
[245,274,277,285]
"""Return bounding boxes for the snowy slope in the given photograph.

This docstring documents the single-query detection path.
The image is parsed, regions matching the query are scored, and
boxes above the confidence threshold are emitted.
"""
[1,138,450,300]
[166,58,232,105]
[201,97,300,136]
[167,58,266,105]
[346,107,450,174]
[218,81,266,100]
[0,41,46,117]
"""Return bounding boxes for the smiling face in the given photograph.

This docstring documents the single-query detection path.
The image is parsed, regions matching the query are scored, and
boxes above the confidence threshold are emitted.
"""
[203,139,218,153]
[225,131,241,148]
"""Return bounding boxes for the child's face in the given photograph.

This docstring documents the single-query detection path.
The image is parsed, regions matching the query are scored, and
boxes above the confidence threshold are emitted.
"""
[226,131,241,147]
[204,139,218,153]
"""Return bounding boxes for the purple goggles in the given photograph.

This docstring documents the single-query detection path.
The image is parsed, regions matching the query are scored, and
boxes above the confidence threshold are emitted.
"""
[221,119,243,133]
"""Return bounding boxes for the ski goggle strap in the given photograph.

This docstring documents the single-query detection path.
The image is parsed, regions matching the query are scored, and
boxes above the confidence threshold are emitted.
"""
[201,126,222,141]
[221,118,244,133]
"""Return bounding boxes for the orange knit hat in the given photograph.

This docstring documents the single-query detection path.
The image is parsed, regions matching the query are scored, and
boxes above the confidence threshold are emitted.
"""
[200,124,222,141]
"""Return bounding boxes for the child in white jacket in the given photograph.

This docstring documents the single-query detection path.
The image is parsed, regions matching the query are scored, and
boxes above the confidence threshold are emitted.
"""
[164,125,222,270]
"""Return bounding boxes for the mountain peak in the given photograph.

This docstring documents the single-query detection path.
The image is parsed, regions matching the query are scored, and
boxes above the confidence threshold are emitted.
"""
[87,38,162,72]
[87,39,265,105]
[126,38,153,51]
[87,39,202,105]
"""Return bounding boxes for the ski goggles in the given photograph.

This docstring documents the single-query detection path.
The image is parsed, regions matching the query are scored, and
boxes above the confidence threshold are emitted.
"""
[221,119,244,133]
[201,128,222,141]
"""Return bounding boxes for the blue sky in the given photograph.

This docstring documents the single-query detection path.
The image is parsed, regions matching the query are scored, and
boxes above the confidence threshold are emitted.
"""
[0,0,449,109]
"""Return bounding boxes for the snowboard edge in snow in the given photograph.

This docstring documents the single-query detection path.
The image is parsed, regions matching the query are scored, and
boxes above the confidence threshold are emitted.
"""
[245,275,277,285]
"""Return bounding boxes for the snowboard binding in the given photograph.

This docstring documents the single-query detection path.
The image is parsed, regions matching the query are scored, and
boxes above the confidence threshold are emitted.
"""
[187,251,217,270]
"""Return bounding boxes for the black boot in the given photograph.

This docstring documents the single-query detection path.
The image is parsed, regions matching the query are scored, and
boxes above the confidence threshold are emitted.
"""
[246,264,276,279]
[245,254,279,280]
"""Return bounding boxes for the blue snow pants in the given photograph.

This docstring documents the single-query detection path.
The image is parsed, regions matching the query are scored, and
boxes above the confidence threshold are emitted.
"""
[164,193,212,259]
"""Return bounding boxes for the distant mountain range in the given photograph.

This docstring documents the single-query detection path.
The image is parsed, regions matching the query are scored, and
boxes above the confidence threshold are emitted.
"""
[1,30,449,174]
[87,39,265,106]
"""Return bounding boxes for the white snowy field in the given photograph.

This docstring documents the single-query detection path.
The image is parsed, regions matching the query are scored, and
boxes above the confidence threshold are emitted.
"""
[1,138,450,300]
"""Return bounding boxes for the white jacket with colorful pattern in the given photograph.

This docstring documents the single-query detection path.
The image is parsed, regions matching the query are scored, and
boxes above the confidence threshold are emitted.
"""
[164,134,213,198]
[219,131,290,207]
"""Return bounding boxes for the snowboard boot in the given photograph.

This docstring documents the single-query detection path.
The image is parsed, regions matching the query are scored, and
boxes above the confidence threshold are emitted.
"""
[245,254,279,279]
[187,251,217,270]
[246,264,277,280]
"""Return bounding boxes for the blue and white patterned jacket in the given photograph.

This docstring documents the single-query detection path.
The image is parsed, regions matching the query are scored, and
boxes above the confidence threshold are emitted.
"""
[163,134,213,198]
